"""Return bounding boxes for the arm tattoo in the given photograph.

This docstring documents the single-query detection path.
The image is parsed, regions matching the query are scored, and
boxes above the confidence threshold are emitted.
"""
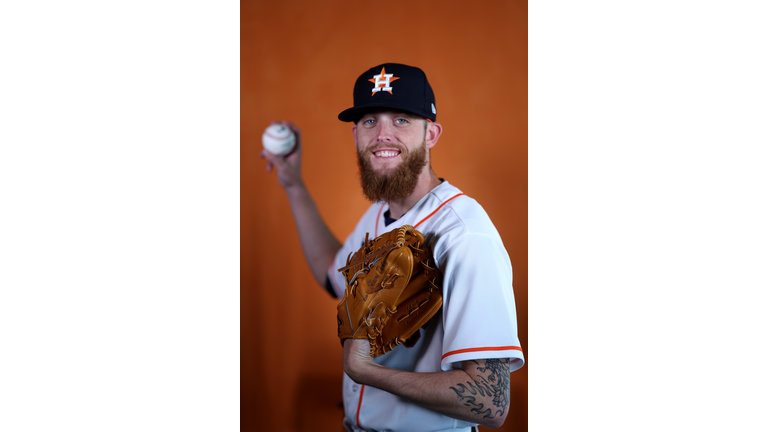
[449,358,510,419]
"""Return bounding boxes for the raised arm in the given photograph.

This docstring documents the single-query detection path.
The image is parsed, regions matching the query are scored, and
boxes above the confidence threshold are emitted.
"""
[343,339,511,429]
[261,121,342,288]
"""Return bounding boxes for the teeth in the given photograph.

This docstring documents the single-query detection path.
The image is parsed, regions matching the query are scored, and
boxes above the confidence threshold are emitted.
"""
[375,150,399,157]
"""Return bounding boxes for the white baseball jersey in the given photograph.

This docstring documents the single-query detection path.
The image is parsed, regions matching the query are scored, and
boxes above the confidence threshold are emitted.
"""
[327,181,525,432]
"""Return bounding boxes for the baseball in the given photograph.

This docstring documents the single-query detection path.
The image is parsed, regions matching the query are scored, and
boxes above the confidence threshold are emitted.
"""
[262,123,296,156]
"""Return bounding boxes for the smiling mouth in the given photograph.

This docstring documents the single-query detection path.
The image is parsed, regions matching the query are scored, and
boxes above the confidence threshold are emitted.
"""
[373,149,401,158]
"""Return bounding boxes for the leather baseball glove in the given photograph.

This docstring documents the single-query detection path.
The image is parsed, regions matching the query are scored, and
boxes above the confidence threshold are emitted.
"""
[336,225,443,357]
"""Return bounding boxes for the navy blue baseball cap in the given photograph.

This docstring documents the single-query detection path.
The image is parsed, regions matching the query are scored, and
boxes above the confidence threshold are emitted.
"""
[338,63,437,123]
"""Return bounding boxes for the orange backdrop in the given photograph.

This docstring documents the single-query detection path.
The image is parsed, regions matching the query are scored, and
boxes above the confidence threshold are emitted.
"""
[242,1,527,430]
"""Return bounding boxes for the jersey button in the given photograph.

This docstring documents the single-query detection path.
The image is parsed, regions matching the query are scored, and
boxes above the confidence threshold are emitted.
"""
[352,384,359,392]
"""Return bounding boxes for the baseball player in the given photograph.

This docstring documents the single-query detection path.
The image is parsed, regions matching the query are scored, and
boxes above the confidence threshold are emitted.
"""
[261,63,524,432]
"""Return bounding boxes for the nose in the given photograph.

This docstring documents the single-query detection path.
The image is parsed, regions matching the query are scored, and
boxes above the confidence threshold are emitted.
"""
[376,119,394,143]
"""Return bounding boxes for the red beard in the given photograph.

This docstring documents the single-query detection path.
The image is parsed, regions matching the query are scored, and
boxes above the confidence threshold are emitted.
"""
[356,141,428,203]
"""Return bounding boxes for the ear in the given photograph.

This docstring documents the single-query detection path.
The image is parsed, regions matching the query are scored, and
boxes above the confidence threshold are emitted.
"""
[425,121,442,150]
[351,124,358,147]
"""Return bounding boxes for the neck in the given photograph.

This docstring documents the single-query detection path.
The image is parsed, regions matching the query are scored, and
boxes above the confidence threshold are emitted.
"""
[387,169,441,220]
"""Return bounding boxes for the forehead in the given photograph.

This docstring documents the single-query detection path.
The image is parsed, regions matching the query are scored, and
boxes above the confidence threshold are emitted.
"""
[357,108,421,121]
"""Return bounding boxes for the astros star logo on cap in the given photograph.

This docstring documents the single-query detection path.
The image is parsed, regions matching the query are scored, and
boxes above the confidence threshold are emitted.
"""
[369,67,399,96]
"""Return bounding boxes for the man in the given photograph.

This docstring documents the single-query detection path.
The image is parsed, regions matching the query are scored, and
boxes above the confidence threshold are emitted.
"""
[261,63,524,431]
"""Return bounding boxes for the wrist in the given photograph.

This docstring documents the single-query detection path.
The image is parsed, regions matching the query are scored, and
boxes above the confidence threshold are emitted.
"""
[284,179,307,197]
[343,339,379,384]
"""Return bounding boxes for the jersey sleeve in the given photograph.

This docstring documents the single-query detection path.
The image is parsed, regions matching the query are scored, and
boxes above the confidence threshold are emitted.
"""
[437,232,525,373]
[327,236,354,299]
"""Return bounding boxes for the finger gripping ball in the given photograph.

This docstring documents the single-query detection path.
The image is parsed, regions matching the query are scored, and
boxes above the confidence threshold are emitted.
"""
[262,124,296,155]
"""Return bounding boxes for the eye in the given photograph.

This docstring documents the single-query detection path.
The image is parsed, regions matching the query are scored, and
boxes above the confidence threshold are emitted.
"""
[361,118,375,126]
[394,118,409,125]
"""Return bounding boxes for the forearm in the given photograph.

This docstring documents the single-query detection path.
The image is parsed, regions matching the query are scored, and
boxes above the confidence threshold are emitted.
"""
[344,342,510,428]
[362,366,505,427]
[260,122,341,287]
[285,183,342,286]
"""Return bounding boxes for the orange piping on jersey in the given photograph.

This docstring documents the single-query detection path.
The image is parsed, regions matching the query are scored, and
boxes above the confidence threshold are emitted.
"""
[414,193,464,229]
[356,384,367,431]
[441,345,523,361]
[375,204,385,237]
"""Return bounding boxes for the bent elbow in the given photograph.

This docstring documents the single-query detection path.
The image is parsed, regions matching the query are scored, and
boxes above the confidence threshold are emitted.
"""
[482,411,509,429]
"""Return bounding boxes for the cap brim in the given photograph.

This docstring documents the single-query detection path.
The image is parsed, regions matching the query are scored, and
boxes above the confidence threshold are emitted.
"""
[337,100,435,122]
